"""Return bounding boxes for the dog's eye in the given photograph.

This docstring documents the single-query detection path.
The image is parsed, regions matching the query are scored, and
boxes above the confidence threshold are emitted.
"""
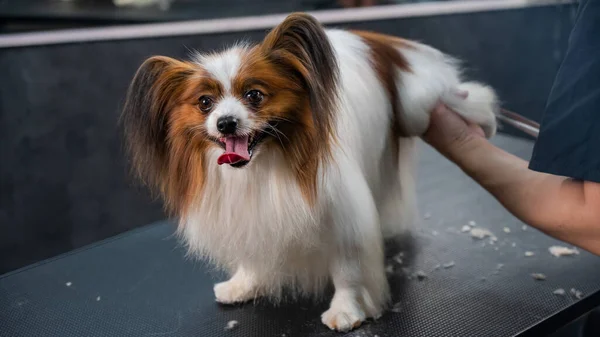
[198,96,214,113]
[244,90,264,106]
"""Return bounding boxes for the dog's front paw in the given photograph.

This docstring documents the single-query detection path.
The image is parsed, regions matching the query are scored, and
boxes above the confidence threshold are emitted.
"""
[321,303,366,332]
[213,279,258,304]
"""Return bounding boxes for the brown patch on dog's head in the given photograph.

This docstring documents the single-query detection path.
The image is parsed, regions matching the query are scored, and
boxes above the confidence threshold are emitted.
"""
[121,56,214,216]
[231,13,339,203]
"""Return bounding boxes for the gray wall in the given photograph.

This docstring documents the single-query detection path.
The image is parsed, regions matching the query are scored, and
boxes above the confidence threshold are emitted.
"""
[0,3,578,274]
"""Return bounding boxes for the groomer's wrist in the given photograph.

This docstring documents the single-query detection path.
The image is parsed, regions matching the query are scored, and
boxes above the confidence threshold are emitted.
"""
[436,132,489,175]
[448,137,497,179]
[423,103,494,178]
[424,127,488,168]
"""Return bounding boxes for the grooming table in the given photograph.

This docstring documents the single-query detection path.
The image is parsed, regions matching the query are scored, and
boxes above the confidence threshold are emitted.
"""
[2,135,599,337]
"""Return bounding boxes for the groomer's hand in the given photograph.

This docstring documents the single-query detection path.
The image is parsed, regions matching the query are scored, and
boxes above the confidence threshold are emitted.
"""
[423,101,600,256]
[423,102,486,168]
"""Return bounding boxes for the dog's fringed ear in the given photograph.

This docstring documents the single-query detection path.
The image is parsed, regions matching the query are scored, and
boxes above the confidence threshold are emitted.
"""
[120,56,193,194]
[262,13,339,139]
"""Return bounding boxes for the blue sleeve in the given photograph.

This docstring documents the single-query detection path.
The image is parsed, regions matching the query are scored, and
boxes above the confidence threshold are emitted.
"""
[528,0,600,182]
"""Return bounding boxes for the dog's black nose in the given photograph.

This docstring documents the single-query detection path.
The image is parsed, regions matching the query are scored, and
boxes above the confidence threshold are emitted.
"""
[217,116,238,135]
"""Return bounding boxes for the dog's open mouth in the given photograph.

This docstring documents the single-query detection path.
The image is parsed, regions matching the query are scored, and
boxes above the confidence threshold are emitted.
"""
[216,124,274,168]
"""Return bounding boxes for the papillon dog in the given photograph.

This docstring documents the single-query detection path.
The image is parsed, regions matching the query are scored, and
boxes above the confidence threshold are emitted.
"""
[122,13,497,332]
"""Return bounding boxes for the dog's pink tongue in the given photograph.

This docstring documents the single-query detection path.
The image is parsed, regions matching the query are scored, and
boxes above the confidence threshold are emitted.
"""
[217,136,250,165]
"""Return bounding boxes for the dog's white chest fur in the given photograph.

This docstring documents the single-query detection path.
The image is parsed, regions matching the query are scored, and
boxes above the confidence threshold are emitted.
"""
[182,149,325,270]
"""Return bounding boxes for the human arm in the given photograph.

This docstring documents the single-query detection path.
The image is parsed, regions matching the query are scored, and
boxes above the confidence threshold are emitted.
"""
[423,104,600,255]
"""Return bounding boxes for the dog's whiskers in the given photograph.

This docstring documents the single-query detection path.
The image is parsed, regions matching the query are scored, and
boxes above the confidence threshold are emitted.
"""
[262,129,286,150]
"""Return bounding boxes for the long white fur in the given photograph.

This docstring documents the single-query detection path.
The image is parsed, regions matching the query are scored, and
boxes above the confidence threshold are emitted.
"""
[180,29,497,332]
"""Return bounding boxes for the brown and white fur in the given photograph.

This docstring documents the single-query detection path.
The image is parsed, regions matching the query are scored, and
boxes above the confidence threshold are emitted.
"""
[121,13,497,332]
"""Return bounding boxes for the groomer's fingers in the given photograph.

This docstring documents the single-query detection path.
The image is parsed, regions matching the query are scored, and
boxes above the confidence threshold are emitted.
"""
[424,103,485,157]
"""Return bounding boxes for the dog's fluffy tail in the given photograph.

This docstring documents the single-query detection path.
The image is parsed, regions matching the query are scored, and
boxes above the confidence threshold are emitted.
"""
[442,81,498,138]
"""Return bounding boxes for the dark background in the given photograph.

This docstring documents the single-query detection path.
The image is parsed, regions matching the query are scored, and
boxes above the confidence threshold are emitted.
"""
[0,1,579,274]
[0,0,359,33]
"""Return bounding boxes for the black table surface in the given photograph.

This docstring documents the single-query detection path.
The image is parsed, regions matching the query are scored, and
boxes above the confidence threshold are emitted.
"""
[2,135,600,337]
